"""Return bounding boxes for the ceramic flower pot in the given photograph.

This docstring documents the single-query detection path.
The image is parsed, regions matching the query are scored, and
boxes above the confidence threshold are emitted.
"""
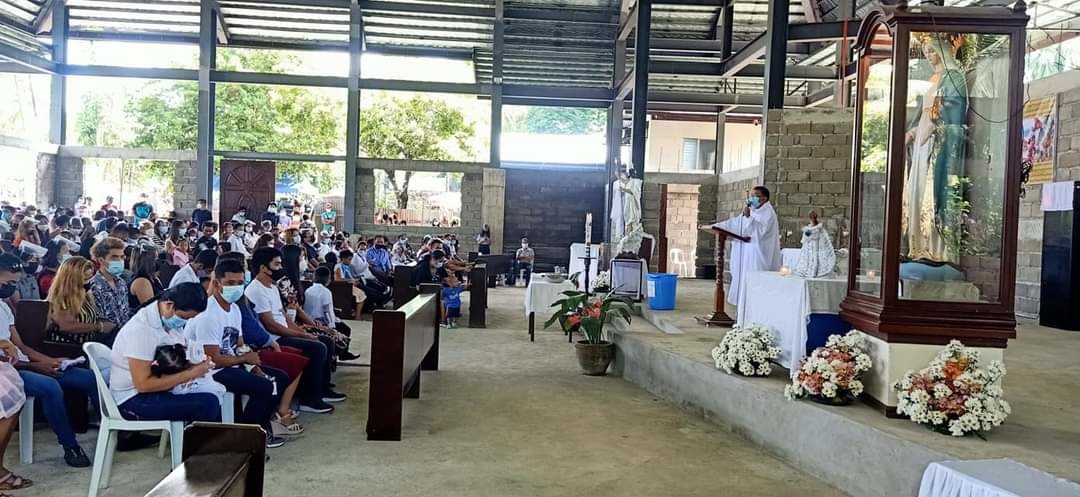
[575,341,615,376]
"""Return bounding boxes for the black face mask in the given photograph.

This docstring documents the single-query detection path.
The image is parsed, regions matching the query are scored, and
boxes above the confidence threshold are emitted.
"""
[270,268,286,281]
[0,283,16,299]
[25,262,38,274]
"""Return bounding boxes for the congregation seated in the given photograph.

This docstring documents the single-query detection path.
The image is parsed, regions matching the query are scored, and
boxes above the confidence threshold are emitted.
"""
[129,243,165,311]
[46,256,118,346]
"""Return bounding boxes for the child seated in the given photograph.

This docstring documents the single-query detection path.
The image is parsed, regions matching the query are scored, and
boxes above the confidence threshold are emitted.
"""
[442,271,466,329]
[152,343,227,404]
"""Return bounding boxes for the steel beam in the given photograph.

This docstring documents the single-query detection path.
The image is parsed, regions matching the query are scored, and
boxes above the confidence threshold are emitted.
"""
[648,91,805,107]
[216,6,231,44]
[617,1,637,42]
[216,150,344,163]
[213,70,347,87]
[31,0,56,33]
[48,1,67,145]
[630,0,650,179]
[196,0,217,209]
[762,0,790,110]
[63,64,198,80]
[615,69,634,100]
[0,41,56,73]
[504,6,616,24]
[719,0,733,59]
[360,0,490,18]
[501,84,611,102]
[648,61,836,81]
[344,0,362,232]
[500,97,608,108]
[489,0,503,167]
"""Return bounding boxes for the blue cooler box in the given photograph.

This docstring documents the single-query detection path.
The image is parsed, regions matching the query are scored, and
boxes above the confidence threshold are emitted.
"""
[647,273,678,310]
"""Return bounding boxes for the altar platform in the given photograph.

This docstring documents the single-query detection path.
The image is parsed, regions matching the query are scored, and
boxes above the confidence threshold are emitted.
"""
[612,279,1080,497]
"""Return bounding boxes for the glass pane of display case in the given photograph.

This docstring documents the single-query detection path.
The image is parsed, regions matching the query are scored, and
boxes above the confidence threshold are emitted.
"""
[898,32,1011,303]
[852,24,893,296]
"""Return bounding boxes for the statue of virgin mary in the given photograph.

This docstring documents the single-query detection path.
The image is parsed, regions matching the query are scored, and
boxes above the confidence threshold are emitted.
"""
[901,34,968,263]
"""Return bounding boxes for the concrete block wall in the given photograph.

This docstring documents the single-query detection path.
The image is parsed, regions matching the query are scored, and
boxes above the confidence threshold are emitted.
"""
[642,182,662,272]
[695,180,718,275]
[503,168,606,271]
[55,156,84,210]
[762,108,854,250]
[481,168,506,254]
[35,153,56,208]
[173,160,199,219]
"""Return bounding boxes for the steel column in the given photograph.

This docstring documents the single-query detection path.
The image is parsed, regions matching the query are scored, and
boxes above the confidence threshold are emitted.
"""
[48,0,67,145]
[196,1,218,208]
[762,0,790,110]
[489,0,504,167]
[344,0,362,231]
[719,0,733,59]
[629,0,650,179]
[714,111,725,173]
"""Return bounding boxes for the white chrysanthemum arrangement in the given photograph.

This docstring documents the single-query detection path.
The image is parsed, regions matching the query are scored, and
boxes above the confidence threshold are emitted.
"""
[593,270,610,290]
[785,331,872,402]
[894,340,1010,437]
[710,323,781,377]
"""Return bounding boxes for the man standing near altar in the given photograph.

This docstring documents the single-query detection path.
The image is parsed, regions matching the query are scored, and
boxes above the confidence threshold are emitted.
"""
[710,186,781,307]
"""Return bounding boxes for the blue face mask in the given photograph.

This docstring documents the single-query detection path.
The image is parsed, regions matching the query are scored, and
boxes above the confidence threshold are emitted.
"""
[60,254,71,264]
[221,285,244,303]
[162,315,187,330]
[107,260,125,276]
[244,271,252,285]
[749,197,761,209]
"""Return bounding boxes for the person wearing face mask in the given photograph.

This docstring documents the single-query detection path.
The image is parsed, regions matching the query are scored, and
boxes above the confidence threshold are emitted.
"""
[704,185,781,308]
[411,249,448,288]
[508,237,535,286]
[261,202,279,226]
[245,248,342,413]
[192,199,213,227]
[38,239,70,296]
[365,235,393,286]
[108,282,221,424]
[320,202,337,234]
[12,251,41,301]
[231,206,249,225]
[196,222,219,253]
[185,259,293,448]
[227,221,251,258]
[0,254,99,467]
[46,256,118,345]
[169,249,218,289]
[88,237,134,331]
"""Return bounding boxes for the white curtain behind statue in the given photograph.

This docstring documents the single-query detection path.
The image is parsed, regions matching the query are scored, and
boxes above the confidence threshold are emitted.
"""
[713,202,782,305]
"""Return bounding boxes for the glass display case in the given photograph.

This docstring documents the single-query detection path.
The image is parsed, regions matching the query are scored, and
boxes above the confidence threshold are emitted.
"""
[840,2,1028,347]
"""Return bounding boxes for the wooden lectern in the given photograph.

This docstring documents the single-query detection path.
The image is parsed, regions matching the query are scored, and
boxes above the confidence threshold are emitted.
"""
[697,226,750,327]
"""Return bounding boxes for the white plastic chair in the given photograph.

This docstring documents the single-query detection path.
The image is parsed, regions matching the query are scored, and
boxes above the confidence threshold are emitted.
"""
[83,342,185,497]
[17,396,34,464]
[669,248,690,277]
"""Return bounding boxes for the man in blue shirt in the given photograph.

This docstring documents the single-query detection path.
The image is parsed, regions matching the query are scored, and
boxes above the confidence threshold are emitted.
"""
[191,199,213,227]
[366,235,393,285]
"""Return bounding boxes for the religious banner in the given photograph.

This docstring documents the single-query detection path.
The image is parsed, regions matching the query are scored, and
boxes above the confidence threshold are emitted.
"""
[1021,95,1058,185]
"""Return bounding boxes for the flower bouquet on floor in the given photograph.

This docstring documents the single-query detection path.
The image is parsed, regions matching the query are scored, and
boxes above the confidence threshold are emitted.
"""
[544,289,635,376]
[710,323,781,377]
[785,331,872,406]
[893,340,1010,438]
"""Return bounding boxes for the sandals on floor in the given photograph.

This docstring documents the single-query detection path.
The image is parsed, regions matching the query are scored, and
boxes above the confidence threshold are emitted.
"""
[0,472,32,491]
[272,413,305,436]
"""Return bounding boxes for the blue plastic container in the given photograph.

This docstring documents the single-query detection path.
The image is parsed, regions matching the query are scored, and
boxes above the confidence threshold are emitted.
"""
[647,272,678,310]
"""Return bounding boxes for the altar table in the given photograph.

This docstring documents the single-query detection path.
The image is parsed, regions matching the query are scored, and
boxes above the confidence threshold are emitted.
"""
[525,276,577,342]
[736,271,851,373]
[918,459,1080,497]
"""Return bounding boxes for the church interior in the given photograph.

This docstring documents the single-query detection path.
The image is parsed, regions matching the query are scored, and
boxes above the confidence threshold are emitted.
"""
[2,0,1080,496]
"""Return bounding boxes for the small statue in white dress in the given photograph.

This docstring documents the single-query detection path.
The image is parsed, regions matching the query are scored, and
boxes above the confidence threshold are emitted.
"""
[610,168,645,256]
[794,211,836,278]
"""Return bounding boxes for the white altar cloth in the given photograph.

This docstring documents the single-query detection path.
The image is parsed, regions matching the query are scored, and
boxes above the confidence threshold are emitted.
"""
[736,272,849,373]
[781,248,801,270]
[918,459,1080,497]
[524,276,577,318]
[568,243,601,291]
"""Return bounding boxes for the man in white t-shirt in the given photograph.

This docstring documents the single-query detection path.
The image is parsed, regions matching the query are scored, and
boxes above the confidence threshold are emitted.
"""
[108,281,220,423]
[303,267,336,327]
[187,259,292,447]
[169,249,218,289]
[245,247,344,412]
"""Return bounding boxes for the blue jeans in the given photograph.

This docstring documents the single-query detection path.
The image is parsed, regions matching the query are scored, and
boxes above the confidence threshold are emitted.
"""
[20,367,99,449]
[119,392,221,423]
[212,366,288,430]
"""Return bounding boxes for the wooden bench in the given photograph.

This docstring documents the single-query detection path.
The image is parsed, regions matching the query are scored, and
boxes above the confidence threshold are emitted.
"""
[366,284,441,441]
[144,423,265,497]
[298,279,358,320]
[469,253,510,287]
[15,300,90,432]
[391,264,418,310]
[467,264,487,328]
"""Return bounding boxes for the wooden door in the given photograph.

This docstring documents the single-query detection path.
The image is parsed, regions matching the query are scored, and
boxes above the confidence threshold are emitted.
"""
[219,160,276,227]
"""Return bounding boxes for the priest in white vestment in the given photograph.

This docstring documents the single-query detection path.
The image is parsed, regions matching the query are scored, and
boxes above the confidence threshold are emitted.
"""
[710,186,782,306]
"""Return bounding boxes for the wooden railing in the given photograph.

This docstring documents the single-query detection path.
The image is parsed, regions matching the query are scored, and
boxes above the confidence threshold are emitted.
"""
[366,284,441,441]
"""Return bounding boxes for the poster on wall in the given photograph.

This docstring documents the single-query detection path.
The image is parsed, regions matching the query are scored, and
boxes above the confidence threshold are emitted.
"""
[1021,95,1057,185]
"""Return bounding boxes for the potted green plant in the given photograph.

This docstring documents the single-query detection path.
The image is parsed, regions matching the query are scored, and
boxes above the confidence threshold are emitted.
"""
[544,290,635,376]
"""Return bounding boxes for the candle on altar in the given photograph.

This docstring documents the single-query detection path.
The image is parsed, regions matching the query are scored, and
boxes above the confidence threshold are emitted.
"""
[585,212,593,245]
[867,270,877,279]
[779,265,790,276]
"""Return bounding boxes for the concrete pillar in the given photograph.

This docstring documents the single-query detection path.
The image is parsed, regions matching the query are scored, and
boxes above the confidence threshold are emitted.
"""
[55,156,83,209]
[35,153,57,208]
[482,168,506,254]
[174,160,199,218]
[355,167,376,233]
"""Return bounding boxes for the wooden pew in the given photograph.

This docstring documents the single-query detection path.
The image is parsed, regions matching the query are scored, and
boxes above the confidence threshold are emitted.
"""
[467,264,487,328]
[475,254,510,287]
[392,264,418,309]
[16,299,90,432]
[366,284,441,441]
[327,280,357,319]
[144,423,265,497]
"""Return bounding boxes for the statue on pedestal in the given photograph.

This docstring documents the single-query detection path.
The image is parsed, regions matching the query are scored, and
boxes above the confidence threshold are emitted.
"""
[610,168,645,257]
[794,211,836,278]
